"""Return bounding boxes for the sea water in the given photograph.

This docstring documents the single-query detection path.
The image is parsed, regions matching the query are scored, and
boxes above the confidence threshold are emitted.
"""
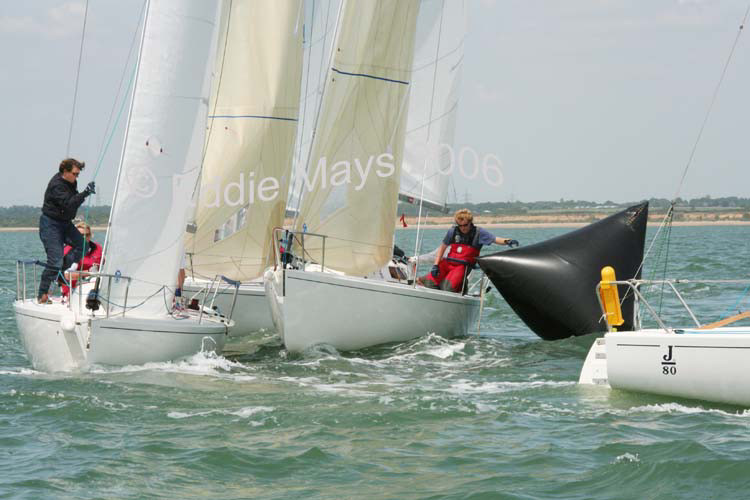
[2,226,750,499]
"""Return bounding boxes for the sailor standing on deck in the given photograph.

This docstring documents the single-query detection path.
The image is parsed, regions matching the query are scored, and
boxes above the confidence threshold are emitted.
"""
[420,208,518,293]
[37,158,95,303]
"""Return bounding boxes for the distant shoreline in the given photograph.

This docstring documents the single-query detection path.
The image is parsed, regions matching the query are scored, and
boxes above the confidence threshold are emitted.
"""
[396,220,750,229]
[2,220,749,232]
[0,226,108,232]
[395,212,750,229]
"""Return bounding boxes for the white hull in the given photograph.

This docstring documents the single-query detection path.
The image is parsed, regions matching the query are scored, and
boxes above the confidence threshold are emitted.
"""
[14,298,229,372]
[580,328,750,406]
[183,277,273,336]
[265,269,480,352]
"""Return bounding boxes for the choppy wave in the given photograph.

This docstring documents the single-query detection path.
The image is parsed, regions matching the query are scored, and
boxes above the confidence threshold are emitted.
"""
[4,227,750,498]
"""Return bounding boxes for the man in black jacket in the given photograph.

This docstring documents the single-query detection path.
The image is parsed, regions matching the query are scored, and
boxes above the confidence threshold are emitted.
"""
[37,158,95,303]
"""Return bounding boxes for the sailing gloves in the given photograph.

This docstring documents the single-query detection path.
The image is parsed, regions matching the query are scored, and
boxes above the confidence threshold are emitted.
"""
[430,265,440,278]
[83,182,96,196]
[506,239,519,248]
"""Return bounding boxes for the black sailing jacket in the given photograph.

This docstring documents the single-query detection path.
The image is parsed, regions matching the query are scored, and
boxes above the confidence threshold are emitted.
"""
[41,173,87,222]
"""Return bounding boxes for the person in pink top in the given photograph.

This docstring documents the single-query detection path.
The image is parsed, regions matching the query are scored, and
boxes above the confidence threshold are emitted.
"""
[61,222,103,297]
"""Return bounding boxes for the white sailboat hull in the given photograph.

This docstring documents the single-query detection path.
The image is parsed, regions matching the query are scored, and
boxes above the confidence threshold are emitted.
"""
[266,269,480,352]
[581,328,750,406]
[14,299,229,372]
[183,277,273,336]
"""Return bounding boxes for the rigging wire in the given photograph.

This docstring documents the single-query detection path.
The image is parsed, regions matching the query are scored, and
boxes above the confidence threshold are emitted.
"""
[65,0,90,157]
[290,0,318,218]
[76,1,146,277]
[671,4,750,202]
[184,0,234,263]
[413,0,448,283]
[655,209,674,315]
[635,5,750,320]
[94,0,149,175]
[292,0,343,230]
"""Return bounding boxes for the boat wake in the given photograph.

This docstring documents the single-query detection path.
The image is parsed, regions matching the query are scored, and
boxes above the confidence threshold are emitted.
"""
[0,368,42,377]
[88,350,245,377]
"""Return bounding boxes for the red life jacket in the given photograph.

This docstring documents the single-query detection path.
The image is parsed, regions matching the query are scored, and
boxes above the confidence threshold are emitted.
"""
[446,225,481,266]
[63,241,103,271]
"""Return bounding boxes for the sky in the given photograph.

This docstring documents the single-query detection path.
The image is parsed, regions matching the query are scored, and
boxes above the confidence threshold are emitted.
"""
[1,0,749,206]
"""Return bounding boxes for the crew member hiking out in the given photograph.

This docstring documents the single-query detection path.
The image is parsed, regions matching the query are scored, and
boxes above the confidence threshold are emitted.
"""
[419,208,518,293]
[37,158,95,303]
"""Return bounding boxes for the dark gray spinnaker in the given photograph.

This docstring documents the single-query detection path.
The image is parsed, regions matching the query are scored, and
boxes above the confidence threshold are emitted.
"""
[477,202,648,340]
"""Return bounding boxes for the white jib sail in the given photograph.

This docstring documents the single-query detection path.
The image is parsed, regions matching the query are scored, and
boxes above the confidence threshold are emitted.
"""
[187,0,304,281]
[399,0,466,211]
[288,0,342,214]
[102,0,221,317]
[294,0,420,277]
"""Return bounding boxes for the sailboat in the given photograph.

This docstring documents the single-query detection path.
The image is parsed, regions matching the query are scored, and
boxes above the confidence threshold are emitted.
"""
[182,0,304,336]
[14,1,232,372]
[578,270,750,406]
[264,0,481,353]
[576,12,750,407]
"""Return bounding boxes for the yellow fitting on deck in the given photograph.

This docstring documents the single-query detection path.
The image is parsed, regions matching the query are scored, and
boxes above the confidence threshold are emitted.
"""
[600,266,624,328]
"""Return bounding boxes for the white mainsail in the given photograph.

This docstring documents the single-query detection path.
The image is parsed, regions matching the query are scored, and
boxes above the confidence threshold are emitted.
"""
[102,0,221,316]
[399,0,466,212]
[187,0,304,281]
[294,0,420,277]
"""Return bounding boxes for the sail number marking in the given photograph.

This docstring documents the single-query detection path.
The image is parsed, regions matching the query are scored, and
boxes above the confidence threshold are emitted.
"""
[661,345,677,375]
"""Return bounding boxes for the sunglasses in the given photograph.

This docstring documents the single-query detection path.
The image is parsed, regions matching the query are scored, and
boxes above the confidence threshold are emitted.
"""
[456,222,470,227]
[71,171,81,177]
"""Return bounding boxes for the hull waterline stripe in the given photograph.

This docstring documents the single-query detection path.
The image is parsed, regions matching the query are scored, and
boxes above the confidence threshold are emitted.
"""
[99,326,227,335]
[681,330,750,335]
[15,312,225,335]
[615,342,750,350]
[674,345,750,349]
[615,343,660,347]
[331,67,409,85]
[288,275,476,306]
[15,311,69,324]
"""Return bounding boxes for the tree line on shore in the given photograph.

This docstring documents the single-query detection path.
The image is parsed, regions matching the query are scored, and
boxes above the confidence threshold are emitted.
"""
[0,205,111,227]
[2,196,750,226]
[400,196,750,217]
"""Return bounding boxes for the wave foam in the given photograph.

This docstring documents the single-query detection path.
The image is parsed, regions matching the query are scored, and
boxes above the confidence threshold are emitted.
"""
[89,350,245,376]
[167,405,274,419]
[445,379,575,395]
[614,452,640,464]
[0,368,43,376]
[627,403,750,418]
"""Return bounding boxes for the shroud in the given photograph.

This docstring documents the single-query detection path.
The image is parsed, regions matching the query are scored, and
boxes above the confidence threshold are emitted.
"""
[477,202,648,340]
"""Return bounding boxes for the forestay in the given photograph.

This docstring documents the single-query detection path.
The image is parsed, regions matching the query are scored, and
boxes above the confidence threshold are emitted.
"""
[294,0,420,276]
[289,0,342,214]
[102,0,221,316]
[187,0,304,281]
[400,0,466,212]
